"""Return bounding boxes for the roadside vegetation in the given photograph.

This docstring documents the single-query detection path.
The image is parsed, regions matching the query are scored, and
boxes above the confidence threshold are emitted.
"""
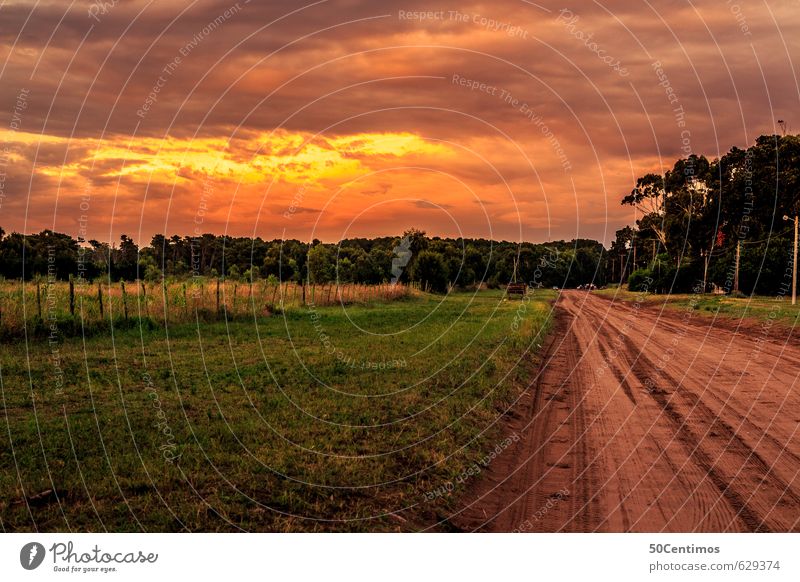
[609,134,800,296]
[595,285,800,327]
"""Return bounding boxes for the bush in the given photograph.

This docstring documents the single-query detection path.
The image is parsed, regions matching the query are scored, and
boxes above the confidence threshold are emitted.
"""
[627,268,653,292]
[644,254,702,294]
[410,250,449,293]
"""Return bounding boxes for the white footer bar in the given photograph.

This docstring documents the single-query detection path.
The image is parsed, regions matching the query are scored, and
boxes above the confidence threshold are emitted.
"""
[1,533,796,581]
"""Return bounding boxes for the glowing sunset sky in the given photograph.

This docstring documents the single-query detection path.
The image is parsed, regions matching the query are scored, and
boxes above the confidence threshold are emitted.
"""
[1,0,798,244]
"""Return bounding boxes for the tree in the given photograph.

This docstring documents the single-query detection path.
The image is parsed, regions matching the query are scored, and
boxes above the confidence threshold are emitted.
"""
[410,250,449,292]
[139,255,162,281]
[622,174,666,246]
[306,244,335,283]
[227,264,240,280]
[112,235,139,281]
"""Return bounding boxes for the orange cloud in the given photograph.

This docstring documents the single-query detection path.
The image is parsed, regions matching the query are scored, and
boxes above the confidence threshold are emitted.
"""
[0,0,797,244]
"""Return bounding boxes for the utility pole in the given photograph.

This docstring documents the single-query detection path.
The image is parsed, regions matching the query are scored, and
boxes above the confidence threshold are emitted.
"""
[794,216,798,306]
[701,249,709,293]
[734,241,741,293]
[619,255,624,283]
[512,256,519,284]
[784,214,798,305]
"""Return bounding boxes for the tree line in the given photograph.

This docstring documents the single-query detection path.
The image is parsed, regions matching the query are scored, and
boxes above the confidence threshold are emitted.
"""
[0,227,608,293]
[613,133,800,295]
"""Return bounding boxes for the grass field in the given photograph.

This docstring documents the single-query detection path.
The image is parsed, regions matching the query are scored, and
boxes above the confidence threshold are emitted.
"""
[0,288,555,532]
[594,286,800,327]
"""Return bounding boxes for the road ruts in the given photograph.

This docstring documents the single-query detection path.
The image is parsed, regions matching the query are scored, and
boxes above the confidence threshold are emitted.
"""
[452,291,800,532]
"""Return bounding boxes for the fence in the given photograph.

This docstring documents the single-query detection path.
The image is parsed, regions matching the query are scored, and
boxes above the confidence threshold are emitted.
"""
[0,278,419,334]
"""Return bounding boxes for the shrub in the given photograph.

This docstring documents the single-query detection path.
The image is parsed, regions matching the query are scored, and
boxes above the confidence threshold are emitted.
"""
[410,250,449,293]
[627,268,653,292]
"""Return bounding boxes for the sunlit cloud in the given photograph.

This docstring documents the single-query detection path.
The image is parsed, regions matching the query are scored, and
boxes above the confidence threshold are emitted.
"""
[3,128,452,185]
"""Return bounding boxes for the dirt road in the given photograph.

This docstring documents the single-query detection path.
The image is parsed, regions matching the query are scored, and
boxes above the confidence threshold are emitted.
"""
[452,291,800,532]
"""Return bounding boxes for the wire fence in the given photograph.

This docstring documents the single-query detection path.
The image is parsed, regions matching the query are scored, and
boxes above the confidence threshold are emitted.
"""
[0,278,420,335]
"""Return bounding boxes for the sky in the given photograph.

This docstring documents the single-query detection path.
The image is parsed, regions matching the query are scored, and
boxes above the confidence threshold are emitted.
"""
[0,0,798,245]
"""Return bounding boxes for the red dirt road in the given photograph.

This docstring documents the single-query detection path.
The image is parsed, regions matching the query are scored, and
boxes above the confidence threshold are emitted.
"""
[453,291,800,532]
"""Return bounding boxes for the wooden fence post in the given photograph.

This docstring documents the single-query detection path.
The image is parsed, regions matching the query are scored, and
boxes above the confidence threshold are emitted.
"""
[98,282,104,318]
[140,279,147,317]
[36,278,42,319]
[216,278,221,317]
[121,280,128,320]
[270,283,278,308]
[162,279,167,309]
[68,275,75,316]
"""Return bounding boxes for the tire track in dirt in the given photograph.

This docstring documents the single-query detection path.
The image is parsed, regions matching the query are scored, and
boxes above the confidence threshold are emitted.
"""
[452,291,800,532]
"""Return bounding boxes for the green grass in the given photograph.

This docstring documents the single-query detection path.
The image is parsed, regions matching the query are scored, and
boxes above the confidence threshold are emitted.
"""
[594,286,800,326]
[0,289,554,532]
